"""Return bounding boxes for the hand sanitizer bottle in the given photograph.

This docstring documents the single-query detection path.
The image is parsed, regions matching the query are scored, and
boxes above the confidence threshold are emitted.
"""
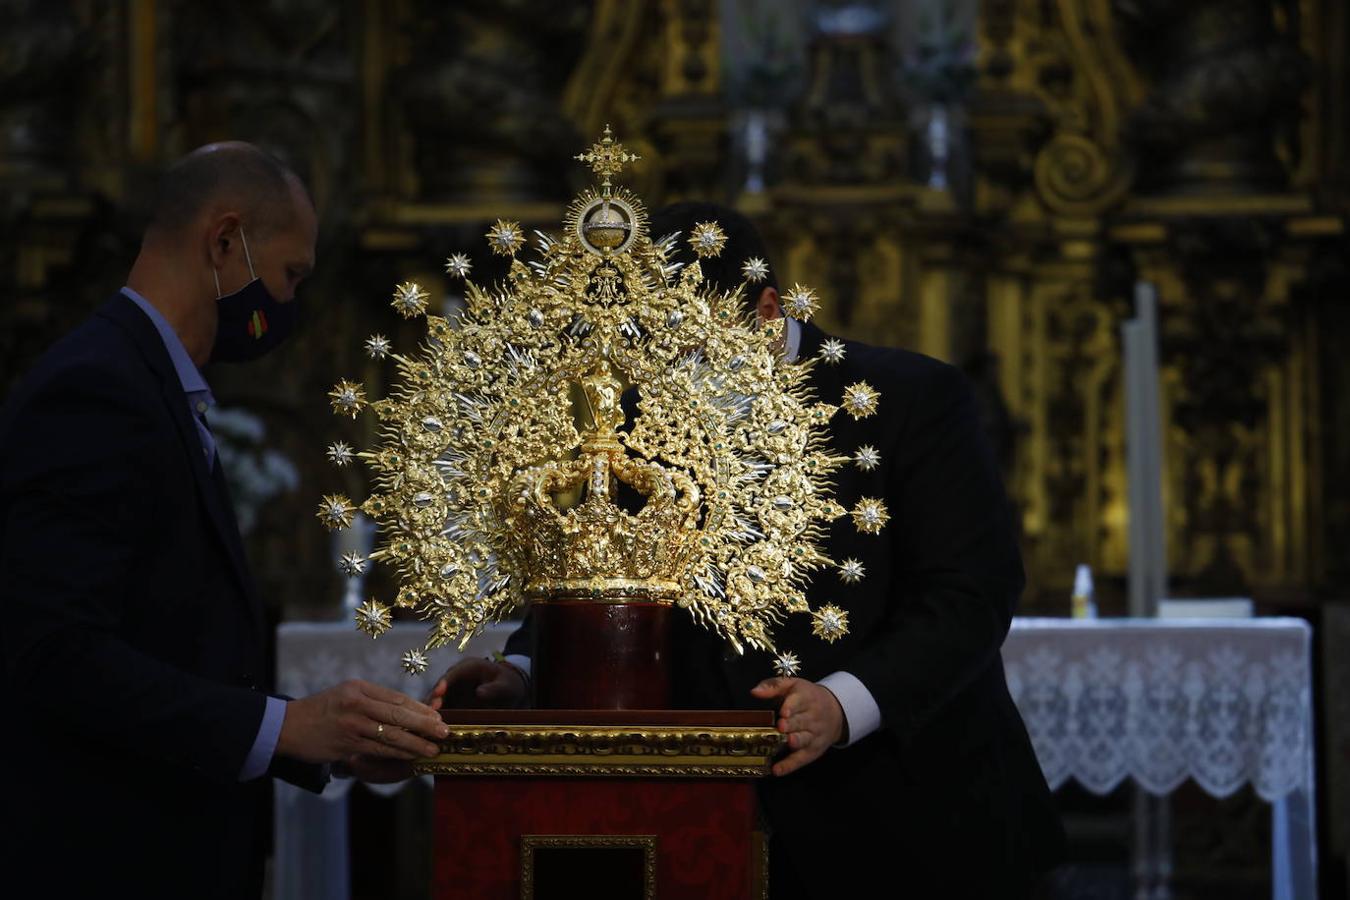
[1071,564,1097,619]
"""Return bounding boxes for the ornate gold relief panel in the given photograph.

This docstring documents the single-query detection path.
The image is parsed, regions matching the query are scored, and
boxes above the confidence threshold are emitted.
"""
[1135,239,1314,594]
[360,0,727,216]
[973,0,1337,602]
[563,0,727,202]
[361,0,593,215]
[996,273,1125,598]
[974,0,1139,221]
[768,210,912,352]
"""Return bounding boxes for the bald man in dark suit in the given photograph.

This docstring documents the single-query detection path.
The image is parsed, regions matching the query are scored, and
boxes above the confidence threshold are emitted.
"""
[0,143,448,898]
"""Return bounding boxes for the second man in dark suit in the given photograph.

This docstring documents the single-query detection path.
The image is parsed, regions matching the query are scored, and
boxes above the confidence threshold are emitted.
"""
[431,202,1064,898]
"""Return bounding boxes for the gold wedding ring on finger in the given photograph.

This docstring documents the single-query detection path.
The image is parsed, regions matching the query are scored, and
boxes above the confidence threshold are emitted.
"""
[376,722,388,742]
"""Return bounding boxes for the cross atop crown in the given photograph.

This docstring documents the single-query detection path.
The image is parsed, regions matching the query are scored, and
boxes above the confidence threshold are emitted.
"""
[574,125,640,196]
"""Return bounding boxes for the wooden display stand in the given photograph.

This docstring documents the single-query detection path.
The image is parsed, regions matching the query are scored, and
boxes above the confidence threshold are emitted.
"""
[417,603,782,899]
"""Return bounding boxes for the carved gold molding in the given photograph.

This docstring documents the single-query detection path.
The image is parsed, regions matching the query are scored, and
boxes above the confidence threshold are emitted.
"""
[521,835,657,900]
[414,725,784,778]
[417,762,777,778]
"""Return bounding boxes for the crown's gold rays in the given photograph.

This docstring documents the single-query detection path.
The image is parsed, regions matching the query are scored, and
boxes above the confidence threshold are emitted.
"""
[321,129,889,672]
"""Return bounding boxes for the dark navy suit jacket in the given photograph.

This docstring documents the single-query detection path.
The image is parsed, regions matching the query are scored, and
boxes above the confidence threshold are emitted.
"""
[508,320,1064,897]
[0,294,320,898]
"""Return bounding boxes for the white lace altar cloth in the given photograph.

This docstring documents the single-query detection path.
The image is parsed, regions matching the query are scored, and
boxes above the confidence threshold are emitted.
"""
[1003,617,1314,801]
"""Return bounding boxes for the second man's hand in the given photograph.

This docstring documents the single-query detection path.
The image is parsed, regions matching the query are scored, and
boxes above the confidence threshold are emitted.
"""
[751,677,845,777]
[425,657,528,710]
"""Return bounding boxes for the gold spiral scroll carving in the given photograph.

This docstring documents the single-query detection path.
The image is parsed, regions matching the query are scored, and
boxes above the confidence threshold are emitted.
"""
[1034,133,1131,217]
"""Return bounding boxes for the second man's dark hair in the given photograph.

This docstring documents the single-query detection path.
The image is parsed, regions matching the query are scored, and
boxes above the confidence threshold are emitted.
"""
[647,202,778,311]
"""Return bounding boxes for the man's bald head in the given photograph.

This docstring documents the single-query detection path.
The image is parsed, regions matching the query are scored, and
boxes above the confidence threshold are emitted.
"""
[126,142,318,364]
[147,141,311,242]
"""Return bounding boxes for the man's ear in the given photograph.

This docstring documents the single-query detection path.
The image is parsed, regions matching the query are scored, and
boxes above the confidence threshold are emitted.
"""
[756,286,781,324]
[206,212,242,268]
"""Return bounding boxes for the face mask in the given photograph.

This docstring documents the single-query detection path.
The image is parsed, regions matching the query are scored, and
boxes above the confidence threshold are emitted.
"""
[209,226,301,363]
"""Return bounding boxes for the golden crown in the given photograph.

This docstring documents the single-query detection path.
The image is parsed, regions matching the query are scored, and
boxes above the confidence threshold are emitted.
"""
[505,359,701,603]
[317,127,889,678]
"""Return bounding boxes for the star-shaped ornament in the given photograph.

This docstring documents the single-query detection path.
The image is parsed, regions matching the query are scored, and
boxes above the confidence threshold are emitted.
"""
[820,338,846,365]
[487,219,524,256]
[782,284,819,321]
[391,281,429,319]
[317,494,355,531]
[329,380,366,418]
[838,558,866,584]
[689,221,727,258]
[742,257,770,283]
[811,604,850,643]
[854,445,881,472]
[773,651,802,678]
[355,599,391,637]
[363,335,391,361]
[841,381,879,419]
[327,441,355,467]
[444,253,472,279]
[851,498,890,534]
[338,552,368,577]
[401,648,430,676]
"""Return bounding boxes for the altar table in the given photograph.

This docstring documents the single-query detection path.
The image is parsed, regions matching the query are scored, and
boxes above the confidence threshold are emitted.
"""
[1002,617,1316,900]
[274,617,1317,900]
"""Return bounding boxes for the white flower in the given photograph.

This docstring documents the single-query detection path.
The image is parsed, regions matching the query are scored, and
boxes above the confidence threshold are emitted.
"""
[207,406,296,535]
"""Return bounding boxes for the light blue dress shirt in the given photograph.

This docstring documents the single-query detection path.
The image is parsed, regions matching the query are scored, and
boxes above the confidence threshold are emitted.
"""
[121,287,286,781]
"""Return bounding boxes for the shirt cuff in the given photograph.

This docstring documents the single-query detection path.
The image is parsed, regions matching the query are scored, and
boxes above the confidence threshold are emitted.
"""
[817,671,882,748]
[504,654,532,678]
[238,695,286,782]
